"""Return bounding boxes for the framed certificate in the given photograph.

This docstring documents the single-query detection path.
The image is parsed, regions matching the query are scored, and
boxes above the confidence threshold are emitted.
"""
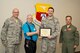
[40,28,52,37]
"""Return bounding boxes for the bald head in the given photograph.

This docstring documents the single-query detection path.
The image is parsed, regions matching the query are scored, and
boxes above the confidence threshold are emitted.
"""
[12,8,19,18]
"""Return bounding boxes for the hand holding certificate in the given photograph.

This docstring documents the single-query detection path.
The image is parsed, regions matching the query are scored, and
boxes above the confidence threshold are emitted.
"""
[40,28,52,37]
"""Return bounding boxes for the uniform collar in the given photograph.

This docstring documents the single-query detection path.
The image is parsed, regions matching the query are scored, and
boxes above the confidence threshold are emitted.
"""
[66,24,72,28]
[26,21,33,25]
[47,16,54,20]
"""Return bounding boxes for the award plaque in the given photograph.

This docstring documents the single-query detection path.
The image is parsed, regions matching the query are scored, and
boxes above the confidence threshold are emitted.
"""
[40,28,52,37]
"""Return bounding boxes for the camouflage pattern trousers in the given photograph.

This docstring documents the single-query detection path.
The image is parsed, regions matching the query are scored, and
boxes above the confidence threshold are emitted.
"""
[4,44,20,53]
[41,38,57,53]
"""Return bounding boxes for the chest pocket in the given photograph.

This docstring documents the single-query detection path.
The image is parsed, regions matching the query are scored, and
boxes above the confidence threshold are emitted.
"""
[46,19,56,29]
[8,21,15,30]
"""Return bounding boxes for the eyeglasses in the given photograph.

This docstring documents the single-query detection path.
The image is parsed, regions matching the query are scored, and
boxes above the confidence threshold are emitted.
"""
[13,12,19,13]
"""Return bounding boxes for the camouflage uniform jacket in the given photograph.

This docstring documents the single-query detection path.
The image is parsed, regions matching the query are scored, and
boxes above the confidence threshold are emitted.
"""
[41,16,60,39]
[1,17,22,45]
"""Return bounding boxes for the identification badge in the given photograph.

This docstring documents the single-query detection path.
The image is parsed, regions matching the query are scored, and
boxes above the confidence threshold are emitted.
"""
[34,28,36,31]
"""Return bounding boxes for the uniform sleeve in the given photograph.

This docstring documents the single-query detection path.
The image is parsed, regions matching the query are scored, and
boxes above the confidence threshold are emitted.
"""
[40,18,46,28]
[1,19,9,46]
[20,21,23,42]
[22,24,29,34]
[59,28,63,43]
[74,28,79,46]
[51,18,60,38]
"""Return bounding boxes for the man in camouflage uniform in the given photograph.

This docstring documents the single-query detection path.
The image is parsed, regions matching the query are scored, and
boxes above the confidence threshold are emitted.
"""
[59,16,79,53]
[1,8,22,53]
[41,7,60,53]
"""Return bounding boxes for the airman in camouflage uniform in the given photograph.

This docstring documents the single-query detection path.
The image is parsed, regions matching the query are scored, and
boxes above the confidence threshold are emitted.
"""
[1,8,22,53]
[41,7,60,53]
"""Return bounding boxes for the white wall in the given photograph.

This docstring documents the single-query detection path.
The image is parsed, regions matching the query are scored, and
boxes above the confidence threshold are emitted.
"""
[0,0,80,53]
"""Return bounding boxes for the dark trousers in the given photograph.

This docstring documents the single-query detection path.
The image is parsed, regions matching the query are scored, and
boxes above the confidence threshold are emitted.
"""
[24,39,36,53]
